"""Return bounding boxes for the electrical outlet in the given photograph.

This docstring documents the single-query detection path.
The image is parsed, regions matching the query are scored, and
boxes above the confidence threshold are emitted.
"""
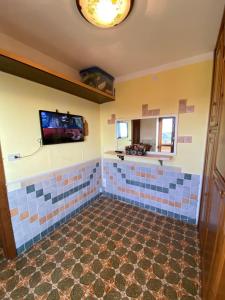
[8,154,21,161]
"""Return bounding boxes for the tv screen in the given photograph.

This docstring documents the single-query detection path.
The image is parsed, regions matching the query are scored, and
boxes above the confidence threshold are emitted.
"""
[39,110,84,145]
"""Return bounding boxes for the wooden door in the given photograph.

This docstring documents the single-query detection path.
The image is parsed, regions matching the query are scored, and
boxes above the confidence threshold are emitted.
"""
[208,194,225,300]
[217,233,225,300]
[202,176,222,298]
[215,62,225,181]
[203,175,225,299]
[199,129,217,253]
[207,54,225,299]
[199,9,225,300]
[209,29,224,127]
[0,144,17,259]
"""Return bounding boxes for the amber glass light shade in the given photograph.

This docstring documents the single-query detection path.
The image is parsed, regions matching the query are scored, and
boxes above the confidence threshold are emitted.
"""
[76,0,133,28]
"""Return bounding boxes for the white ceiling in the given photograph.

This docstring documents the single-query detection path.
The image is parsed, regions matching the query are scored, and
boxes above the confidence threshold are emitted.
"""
[0,0,224,78]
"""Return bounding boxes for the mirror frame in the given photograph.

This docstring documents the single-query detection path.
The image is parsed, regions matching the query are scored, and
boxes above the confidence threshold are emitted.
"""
[115,114,178,156]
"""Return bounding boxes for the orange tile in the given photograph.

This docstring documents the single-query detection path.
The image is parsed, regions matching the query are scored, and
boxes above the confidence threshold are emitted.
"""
[162,198,168,204]
[10,208,19,217]
[64,179,69,185]
[20,211,29,221]
[56,175,62,182]
[182,198,189,204]
[191,194,198,200]
[30,214,38,223]
[39,216,46,225]
[174,202,181,208]
[46,213,53,221]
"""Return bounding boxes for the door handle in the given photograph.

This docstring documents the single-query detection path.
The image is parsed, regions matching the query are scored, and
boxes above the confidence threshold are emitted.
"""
[220,191,225,198]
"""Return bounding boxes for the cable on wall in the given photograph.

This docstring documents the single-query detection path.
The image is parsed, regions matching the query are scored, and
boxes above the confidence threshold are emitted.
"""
[15,138,43,159]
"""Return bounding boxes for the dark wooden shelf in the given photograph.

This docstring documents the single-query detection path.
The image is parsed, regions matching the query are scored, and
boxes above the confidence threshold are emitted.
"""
[0,49,115,104]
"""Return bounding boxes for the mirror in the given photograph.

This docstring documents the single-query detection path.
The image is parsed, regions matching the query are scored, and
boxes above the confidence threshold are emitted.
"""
[116,116,177,155]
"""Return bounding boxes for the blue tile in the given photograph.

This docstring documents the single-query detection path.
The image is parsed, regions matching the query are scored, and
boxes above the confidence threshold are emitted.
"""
[26,184,35,194]
[161,209,167,216]
[33,234,41,243]
[151,185,157,191]
[65,214,70,221]
[177,179,184,185]
[168,211,174,218]
[169,183,176,189]
[52,196,58,204]
[145,184,151,189]
[25,239,33,250]
[36,189,43,198]
[93,168,96,173]
[96,162,100,167]
[44,193,51,201]
[117,168,122,173]
[184,173,192,180]
[181,215,188,222]
[90,174,93,179]
[41,229,48,238]
[58,194,63,201]
[157,186,163,192]
[55,221,61,228]
[150,206,156,212]
[121,174,126,178]
[64,191,69,198]
[174,213,181,220]
[113,163,117,167]
[188,218,196,224]
[16,245,25,255]
[163,187,169,194]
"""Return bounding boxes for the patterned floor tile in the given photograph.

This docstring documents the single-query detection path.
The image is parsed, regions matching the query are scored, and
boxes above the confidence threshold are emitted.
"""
[0,197,201,299]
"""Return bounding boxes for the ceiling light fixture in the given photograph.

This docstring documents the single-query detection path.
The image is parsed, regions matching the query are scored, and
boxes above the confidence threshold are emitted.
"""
[76,0,134,29]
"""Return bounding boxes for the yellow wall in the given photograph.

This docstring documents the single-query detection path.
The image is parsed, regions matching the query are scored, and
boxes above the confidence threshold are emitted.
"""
[0,60,213,184]
[0,72,101,182]
[100,60,213,174]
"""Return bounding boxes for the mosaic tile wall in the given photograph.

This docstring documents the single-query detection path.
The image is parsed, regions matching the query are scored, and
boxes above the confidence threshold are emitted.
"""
[103,159,201,224]
[7,159,101,254]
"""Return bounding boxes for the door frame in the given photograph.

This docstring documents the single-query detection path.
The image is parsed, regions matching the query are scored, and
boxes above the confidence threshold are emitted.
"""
[0,143,17,259]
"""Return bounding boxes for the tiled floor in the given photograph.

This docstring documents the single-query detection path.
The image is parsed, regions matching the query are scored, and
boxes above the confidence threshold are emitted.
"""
[0,197,201,300]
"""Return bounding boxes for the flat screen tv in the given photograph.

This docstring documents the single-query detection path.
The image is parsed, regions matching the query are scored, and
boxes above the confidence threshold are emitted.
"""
[39,110,84,145]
